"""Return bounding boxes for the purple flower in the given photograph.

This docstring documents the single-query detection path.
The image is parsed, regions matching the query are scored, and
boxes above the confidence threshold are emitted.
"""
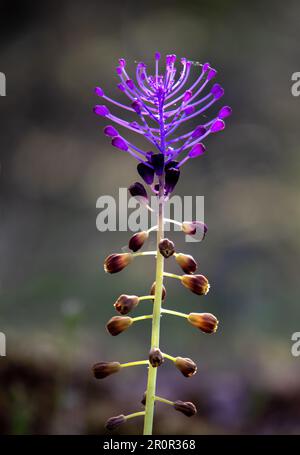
[94,53,231,193]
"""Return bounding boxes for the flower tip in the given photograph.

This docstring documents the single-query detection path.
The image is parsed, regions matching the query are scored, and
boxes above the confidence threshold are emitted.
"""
[126,79,135,90]
[181,274,210,296]
[118,58,126,67]
[202,62,210,72]
[159,238,175,258]
[114,294,139,315]
[105,414,126,431]
[106,316,133,336]
[104,125,118,137]
[175,357,197,377]
[149,348,164,367]
[128,231,149,252]
[155,52,161,61]
[94,105,110,117]
[111,136,128,151]
[104,253,133,273]
[188,143,206,158]
[131,100,142,114]
[92,361,121,379]
[188,313,219,334]
[218,106,232,119]
[207,68,217,80]
[211,119,225,133]
[183,90,193,103]
[192,125,207,139]
[94,86,104,97]
[211,83,224,100]
[174,400,197,417]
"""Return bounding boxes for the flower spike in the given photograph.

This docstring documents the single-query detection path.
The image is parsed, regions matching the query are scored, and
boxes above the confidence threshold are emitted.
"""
[93,52,231,435]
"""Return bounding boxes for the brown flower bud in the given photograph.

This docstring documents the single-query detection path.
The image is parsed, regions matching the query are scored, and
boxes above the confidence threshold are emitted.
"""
[105,414,126,431]
[175,357,197,377]
[175,253,197,274]
[182,221,207,239]
[159,238,175,258]
[149,348,164,367]
[92,361,121,379]
[128,231,149,252]
[106,316,133,336]
[174,400,197,417]
[114,294,139,315]
[141,392,147,406]
[104,253,133,274]
[181,274,210,295]
[188,312,219,333]
[150,281,166,300]
[128,182,149,204]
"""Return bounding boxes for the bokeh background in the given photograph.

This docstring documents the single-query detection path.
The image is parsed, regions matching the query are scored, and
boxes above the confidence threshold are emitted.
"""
[1,0,300,435]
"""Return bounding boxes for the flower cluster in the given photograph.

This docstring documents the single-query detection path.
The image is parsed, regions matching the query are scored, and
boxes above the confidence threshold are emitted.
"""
[92,53,230,435]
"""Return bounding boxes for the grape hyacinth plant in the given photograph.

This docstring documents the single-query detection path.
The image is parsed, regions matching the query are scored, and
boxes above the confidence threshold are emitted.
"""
[93,53,231,435]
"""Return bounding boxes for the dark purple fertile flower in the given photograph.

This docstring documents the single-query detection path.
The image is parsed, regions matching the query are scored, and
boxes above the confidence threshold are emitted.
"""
[94,53,231,193]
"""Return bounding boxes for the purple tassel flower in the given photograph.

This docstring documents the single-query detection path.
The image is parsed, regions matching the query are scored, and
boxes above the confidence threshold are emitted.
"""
[94,53,231,194]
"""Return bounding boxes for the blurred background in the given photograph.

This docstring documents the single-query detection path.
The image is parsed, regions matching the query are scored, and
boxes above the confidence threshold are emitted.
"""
[1,0,300,435]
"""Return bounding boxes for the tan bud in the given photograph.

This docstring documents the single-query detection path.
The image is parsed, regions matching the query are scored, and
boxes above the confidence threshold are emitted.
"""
[175,253,197,274]
[175,356,197,377]
[92,361,121,379]
[188,312,219,333]
[106,316,133,336]
[128,231,149,252]
[149,348,164,367]
[104,253,133,274]
[105,414,126,431]
[174,400,197,417]
[114,294,139,315]
[182,221,207,240]
[159,238,175,258]
[181,274,210,295]
[150,281,166,300]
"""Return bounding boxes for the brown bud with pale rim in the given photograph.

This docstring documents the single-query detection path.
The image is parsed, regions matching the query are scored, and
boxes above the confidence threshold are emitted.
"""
[181,274,210,295]
[105,414,126,431]
[159,238,175,258]
[174,400,197,417]
[175,357,197,377]
[150,281,166,300]
[106,316,133,336]
[128,231,149,252]
[114,294,139,315]
[92,361,121,379]
[149,348,164,367]
[175,253,197,274]
[188,312,219,333]
[182,221,207,240]
[104,253,133,274]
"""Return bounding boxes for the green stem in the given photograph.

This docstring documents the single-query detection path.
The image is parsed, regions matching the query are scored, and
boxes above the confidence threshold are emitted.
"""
[155,395,174,406]
[143,176,165,435]
[161,308,188,319]
[133,251,157,257]
[120,360,149,368]
[125,411,145,420]
[139,295,155,301]
[163,353,176,362]
[132,315,153,322]
[163,272,182,280]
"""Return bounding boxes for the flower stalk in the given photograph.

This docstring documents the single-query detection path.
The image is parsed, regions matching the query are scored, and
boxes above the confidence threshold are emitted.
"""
[92,52,231,435]
[143,175,165,435]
